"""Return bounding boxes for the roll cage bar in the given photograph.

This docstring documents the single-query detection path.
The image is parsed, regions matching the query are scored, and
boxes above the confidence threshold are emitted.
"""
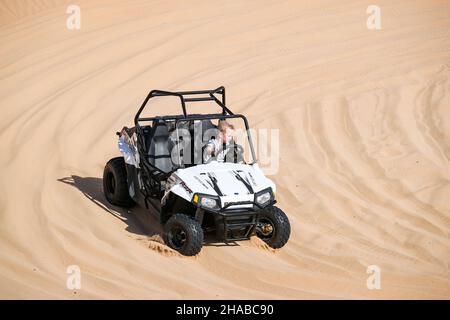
[134,86,232,124]
[134,86,257,163]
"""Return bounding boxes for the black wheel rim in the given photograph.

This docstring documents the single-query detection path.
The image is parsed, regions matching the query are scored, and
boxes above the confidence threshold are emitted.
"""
[168,225,187,249]
[256,218,275,239]
[106,171,116,195]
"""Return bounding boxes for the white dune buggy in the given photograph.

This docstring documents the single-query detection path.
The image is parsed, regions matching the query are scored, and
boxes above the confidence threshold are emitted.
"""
[103,87,290,256]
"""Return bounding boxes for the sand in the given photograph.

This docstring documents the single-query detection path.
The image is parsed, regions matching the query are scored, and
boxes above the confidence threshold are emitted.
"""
[0,0,449,299]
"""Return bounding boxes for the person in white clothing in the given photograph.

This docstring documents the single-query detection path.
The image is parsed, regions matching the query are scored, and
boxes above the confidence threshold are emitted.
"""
[203,120,235,163]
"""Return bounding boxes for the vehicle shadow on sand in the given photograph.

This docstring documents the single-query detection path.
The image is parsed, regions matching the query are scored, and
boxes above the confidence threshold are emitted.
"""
[57,175,163,238]
[57,175,238,251]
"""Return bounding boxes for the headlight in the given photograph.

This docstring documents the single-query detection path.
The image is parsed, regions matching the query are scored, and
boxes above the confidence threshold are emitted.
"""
[193,193,221,210]
[256,192,271,205]
[255,188,274,207]
[200,197,218,209]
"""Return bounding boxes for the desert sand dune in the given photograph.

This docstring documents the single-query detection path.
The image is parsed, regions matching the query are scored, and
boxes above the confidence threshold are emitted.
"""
[0,0,449,299]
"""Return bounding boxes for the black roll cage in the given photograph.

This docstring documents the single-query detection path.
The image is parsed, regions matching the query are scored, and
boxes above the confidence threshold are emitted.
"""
[132,86,258,202]
[134,86,232,121]
[134,86,257,164]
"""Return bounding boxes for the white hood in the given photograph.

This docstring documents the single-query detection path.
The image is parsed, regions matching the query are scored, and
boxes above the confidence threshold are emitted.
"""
[164,162,276,203]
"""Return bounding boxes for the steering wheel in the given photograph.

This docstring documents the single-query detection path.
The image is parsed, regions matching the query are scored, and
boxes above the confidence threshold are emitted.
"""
[203,143,245,164]
[224,144,245,163]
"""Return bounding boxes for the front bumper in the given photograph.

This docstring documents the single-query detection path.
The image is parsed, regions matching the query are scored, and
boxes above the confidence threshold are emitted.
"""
[211,200,277,242]
[192,189,276,241]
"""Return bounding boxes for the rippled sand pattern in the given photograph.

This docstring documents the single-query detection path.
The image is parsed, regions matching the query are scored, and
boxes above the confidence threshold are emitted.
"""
[0,0,449,298]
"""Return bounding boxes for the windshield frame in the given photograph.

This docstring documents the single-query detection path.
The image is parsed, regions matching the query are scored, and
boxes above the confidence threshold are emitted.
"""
[174,114,257,166]
[136,113,256,166]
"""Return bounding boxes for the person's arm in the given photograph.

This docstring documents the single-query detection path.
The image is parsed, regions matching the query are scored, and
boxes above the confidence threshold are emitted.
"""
[203,140,216,162]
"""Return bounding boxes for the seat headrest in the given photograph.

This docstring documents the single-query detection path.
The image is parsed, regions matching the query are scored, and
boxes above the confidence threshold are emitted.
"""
[153,123,169,138]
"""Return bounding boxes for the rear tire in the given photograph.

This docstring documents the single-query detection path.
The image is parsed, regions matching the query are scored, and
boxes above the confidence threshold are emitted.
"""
[103,157,134,208]
[256,206,290,249]
[164,214,203,256]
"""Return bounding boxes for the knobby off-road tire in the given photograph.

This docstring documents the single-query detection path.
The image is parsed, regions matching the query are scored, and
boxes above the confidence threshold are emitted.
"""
[164,214,204,256]
[103,157,134,208]
[256,206,291,249]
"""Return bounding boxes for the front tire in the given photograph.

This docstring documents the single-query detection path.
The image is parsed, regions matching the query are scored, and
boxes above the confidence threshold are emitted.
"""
[103,157,134,208]
[164,214,204,256]
[256,206,290,249]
